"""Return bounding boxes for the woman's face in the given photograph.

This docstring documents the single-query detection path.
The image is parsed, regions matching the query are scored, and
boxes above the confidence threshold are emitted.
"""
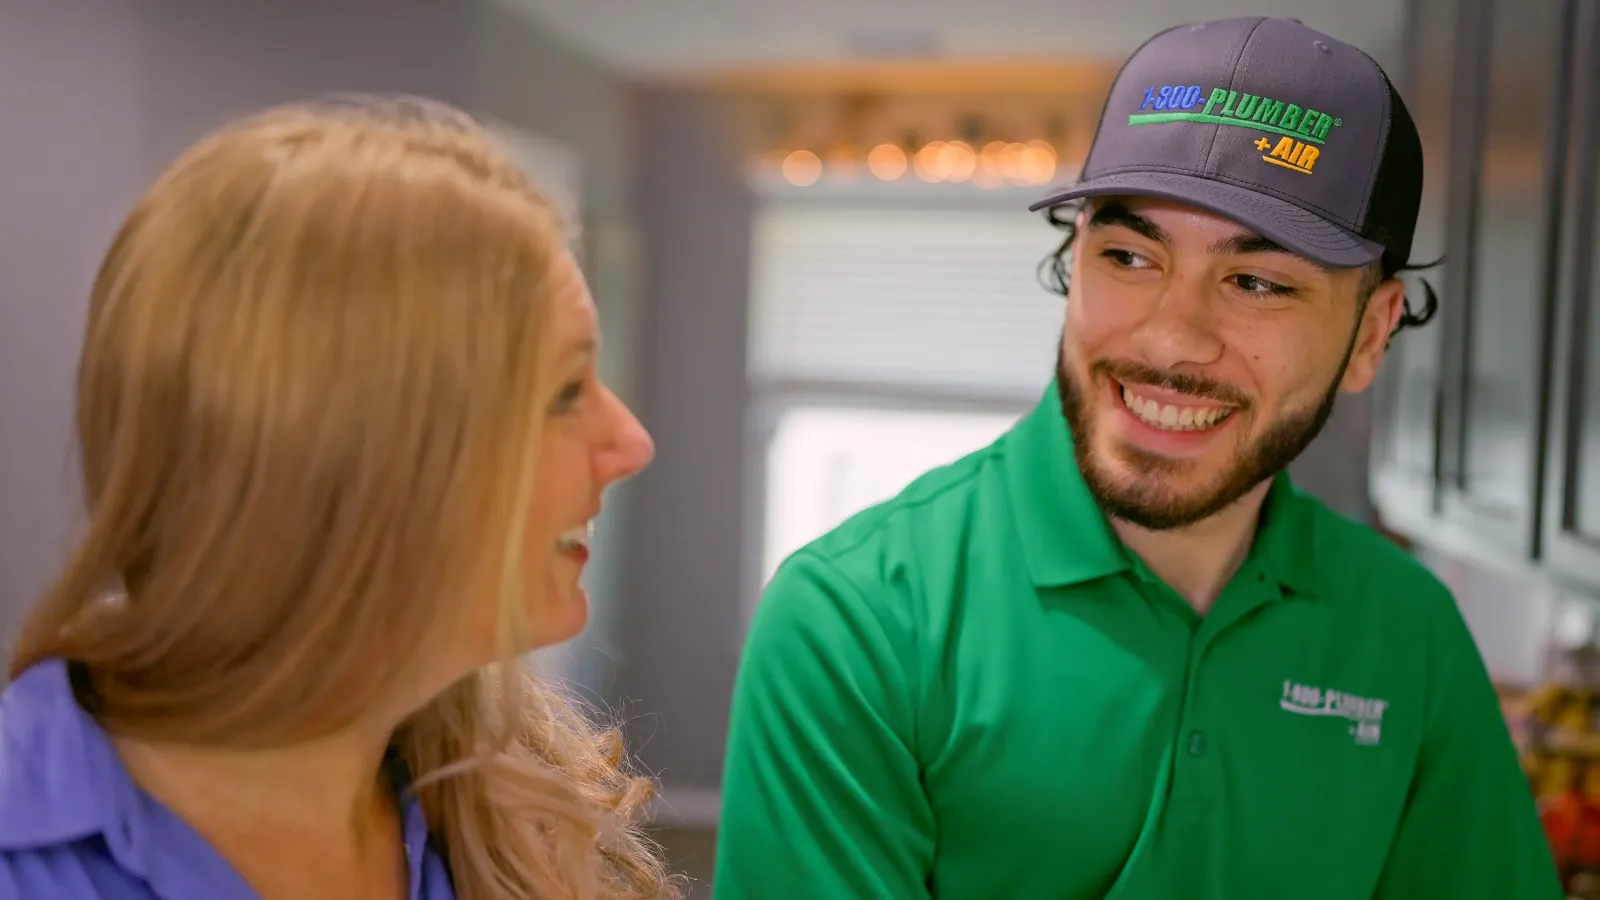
[518,251,655,650]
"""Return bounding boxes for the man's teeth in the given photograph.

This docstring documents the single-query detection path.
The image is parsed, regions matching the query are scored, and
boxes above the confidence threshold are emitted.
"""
[557,521,594,552]
[1122,385,1232,432]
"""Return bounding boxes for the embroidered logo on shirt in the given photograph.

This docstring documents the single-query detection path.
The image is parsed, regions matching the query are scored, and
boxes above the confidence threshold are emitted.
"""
[1281,680,1389,746]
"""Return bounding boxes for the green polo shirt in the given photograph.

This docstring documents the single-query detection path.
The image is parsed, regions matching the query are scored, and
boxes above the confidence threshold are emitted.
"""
[714,381,1560,899]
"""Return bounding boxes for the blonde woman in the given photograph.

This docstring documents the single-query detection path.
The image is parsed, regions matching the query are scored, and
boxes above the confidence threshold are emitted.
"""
[0,97,681,900]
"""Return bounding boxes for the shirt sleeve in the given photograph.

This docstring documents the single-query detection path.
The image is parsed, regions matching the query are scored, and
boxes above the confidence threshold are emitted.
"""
[1372,586,1564,899]
[712,549,936,899]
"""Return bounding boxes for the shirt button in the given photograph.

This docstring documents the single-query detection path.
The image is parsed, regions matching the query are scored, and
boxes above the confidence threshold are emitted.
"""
[1187,730,1207,757]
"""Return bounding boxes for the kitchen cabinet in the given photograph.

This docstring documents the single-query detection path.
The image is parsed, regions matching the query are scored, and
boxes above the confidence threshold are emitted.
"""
[1368,0,1461,536]
[1543,0,1600,588]
[1373,0,1581,575]
[1434,0,1574,563]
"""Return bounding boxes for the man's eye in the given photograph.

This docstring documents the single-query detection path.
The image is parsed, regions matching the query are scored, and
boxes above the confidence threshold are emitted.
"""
[1232,274,1296,296]
[1101,249,1150,268]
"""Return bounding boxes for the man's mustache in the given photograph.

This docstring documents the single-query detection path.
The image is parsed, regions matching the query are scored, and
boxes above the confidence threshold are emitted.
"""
[1093,359,1252,409]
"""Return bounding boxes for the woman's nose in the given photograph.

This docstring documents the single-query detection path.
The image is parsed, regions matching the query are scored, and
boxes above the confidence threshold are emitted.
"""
[594,390,655,486]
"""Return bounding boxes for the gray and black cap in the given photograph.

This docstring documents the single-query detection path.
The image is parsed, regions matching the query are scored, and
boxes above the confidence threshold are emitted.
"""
[1030,16,1423,269]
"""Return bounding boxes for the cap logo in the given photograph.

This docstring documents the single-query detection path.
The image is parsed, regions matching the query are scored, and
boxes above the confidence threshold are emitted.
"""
[1132,84,1344,148]
[1255,135,1320,174]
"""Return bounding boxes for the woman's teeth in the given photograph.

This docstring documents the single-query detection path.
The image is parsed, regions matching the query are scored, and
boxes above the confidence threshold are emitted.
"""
[556,521,594,552]
[1122,385,1232,432]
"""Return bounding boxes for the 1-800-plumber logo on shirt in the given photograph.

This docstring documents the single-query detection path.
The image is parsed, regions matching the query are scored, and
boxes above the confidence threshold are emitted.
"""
[1281,681,1390,746]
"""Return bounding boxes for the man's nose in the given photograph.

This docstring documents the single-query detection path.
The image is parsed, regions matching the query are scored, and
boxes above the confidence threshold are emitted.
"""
[1129,281,1225,371]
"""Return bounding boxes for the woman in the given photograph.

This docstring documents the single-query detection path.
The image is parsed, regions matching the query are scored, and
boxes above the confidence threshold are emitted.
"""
[0,96,680,899]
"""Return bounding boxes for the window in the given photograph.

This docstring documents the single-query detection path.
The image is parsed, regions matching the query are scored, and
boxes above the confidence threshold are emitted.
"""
[748,196,1065,592]
[760,404,1022,583]
[749,204,1066,396]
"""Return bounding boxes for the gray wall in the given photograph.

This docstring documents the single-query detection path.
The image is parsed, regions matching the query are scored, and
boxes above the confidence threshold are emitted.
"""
[0,2,634,665]
[134,0,472,167]
[472,2,632,225]
[0,0,148,635]
[618,89,756,791]
[470,1,644,699]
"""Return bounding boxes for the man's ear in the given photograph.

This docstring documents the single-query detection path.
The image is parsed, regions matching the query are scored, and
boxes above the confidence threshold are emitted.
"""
[1339,278,1406,394]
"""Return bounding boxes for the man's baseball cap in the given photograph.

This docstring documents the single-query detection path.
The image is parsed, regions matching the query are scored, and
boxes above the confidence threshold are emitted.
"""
[1029,16,1423,269]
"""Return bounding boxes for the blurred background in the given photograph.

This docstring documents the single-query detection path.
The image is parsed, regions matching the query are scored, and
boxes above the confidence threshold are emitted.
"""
[4,0,1598,894]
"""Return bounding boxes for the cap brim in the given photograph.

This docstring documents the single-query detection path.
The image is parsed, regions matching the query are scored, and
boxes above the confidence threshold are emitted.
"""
[1028,170,1384,269]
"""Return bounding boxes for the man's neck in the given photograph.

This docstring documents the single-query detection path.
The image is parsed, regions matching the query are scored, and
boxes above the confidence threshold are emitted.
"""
[1109,480,1273,616]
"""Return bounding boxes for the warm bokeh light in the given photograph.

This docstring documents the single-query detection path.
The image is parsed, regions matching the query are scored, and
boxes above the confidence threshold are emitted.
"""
[867,143,908,180]
[940,140,977,183]
[826,144,860,181]
[795,138,1058,188]
[998,142,1024,183]
[1018,140,1058,185]
[979,141,1008,174]
[913,140,948,182]
[782,149,823,186]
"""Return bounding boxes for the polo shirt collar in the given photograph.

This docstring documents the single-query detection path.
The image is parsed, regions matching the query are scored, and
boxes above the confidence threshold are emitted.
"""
[0,658,128,850]
[1002,379,1321,596]
[1003,380,1131,587]
[1252,473,1322,597]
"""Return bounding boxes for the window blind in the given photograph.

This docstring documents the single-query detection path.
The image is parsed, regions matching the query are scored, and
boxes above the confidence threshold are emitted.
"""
[749,205,1068,397]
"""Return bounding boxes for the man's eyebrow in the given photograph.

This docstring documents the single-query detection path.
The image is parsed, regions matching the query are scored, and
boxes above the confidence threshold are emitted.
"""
[1087,204,1328,272]
[1086,203,1170,244]
[1209,232,1328,271]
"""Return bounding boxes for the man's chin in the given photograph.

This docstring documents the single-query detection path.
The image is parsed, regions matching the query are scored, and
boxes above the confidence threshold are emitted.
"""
[1089,480,1213,531]
[1105,434,1206,474]
[1080,450,1240,531]
[1058,356,1322,532]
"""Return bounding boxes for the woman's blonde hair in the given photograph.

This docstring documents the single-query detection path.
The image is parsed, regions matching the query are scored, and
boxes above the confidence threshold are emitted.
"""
[7,96,679,899]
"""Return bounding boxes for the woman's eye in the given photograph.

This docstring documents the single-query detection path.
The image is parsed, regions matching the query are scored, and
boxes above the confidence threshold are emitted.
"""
[551,380,585,413]
[1233,274,1296,297]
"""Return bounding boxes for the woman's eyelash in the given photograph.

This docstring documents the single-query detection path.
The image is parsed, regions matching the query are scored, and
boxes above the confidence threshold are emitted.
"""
[552,380,584,412]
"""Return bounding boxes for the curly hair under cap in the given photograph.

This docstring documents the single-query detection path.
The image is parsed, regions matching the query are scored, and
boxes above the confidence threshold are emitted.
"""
[1035,198,1440,343]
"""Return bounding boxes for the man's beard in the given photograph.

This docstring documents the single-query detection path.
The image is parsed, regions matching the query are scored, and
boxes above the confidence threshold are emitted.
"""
[1056,341,1352,531]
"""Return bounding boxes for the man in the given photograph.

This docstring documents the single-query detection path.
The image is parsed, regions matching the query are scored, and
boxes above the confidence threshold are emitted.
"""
[713,16,1562,900]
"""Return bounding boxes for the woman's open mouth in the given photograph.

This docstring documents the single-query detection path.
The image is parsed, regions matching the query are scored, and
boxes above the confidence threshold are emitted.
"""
[556,521,593,562]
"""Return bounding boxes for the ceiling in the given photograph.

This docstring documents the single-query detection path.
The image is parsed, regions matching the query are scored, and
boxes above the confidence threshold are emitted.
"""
[502,0,1405,78]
